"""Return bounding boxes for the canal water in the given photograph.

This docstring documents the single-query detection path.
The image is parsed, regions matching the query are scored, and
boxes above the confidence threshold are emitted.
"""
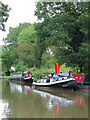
[0,79,89,119]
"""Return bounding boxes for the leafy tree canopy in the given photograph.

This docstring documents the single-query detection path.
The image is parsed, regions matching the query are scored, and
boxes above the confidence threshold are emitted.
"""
[17,40,37,68]
[35,2,88,72]
[2,23,31,70]
[17,24,37,44]
[0,1,11,31]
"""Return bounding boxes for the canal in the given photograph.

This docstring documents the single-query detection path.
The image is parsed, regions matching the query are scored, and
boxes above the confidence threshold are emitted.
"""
[0,79,89,119]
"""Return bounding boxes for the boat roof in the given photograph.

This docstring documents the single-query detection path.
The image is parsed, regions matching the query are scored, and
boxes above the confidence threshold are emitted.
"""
[56,72,72,77]
[11,72,22,75]
[11,71,30,75]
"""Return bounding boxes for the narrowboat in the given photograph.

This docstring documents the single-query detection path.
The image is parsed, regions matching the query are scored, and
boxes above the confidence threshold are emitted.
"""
[72,73,90,91]
[8,71,33,83]
[32,72,77,90]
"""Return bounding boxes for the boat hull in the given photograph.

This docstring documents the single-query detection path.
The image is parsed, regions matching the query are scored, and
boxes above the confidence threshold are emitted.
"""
[72,74,90,91]
[33,80,77,90]
[8,78,33,83]
[76,83,90,91]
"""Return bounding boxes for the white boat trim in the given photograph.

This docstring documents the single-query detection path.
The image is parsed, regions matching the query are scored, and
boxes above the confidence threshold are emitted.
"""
[33,78,74,86]
[24,77,30,80]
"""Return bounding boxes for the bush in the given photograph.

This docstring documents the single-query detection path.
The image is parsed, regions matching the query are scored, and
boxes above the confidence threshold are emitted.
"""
[12,60,27,72]
[29,64,76,81]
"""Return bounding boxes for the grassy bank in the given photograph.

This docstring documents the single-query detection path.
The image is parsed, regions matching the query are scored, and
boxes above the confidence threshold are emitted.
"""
[0,76,10,79]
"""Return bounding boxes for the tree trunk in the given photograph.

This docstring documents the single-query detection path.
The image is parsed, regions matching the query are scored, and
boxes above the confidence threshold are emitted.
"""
[80,67,83,73]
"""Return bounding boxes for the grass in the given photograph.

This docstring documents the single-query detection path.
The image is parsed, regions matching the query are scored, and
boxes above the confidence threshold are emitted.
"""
[0,76,10,79]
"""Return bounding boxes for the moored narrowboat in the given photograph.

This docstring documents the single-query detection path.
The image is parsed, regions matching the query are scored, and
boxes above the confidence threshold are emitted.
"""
[32,72,77,90]
[72,73,90,91]
[33,63,77,90]
[8,71,33,83]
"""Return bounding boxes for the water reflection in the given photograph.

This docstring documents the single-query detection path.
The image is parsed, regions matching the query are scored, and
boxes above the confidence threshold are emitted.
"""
[9,82,32,95]
[33,89,87,115]
[0,99,12,119]
[33,89,75,111]
[2,80,89,118]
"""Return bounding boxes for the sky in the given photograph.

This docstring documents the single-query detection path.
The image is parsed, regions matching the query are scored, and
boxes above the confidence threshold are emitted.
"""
[0,0,38,46]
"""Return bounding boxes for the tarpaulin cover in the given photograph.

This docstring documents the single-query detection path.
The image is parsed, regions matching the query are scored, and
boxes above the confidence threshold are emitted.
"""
[54,73,72,77]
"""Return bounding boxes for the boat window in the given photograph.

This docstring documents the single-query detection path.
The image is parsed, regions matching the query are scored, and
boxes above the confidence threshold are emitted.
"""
[10,75,14,78]
[30,74,32,78]
[22,73,28,77]
[16,74,22,78]
[10,74,22,78]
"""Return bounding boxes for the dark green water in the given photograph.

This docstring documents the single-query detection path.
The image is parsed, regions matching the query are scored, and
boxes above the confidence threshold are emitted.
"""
[0,79,89,118]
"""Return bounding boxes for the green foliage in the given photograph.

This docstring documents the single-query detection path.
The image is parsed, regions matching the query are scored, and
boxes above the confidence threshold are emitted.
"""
[2,23,31,71]
[34,22,51,67]
[2,2,88,74]
[0,76,10,79]
[35,2,88,72]
[30,64,74,81]
[2,46,14,72]
[14,60,27,72]
[41,46,57,68]
[0,46,2,73]
[2,23,36,71]
[17,24,37,44]
[30,65,54,81]
[0,1,11,31]
[3,23,31,44]
[17,40,37,67]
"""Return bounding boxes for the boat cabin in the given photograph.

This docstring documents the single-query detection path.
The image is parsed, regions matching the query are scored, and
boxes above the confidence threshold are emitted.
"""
[8,71,33,83]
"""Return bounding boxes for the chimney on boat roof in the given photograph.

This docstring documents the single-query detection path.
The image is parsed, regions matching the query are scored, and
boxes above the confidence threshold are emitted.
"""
[69,71,71,74]
[55,63,59,74]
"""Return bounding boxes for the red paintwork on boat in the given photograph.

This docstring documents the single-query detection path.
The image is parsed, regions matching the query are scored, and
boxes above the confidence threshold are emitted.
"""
[28,71,30,77]
[72,73,87,82]
[55,63,59,74]
[11,72,22,75]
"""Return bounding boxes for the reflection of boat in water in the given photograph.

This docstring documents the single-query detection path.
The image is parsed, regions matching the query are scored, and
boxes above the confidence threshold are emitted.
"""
[33,88,86,113]
[33,89,75,112]
[8,71,33,83]
[33,89,75,108]
[9,82,33,95]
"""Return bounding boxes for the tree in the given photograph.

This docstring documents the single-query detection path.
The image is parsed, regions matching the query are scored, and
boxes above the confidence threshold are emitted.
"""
[34,22,51,67]
[17,24,38,67]
[35,2,88,72]
[17,24,37,44]
[17,40,37,68]
[0,1,11,31]
[41,46,57,68]
[3,23,31,44]
[14,60,27,72]
[2,46,14,72]
[2,23,32,71]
